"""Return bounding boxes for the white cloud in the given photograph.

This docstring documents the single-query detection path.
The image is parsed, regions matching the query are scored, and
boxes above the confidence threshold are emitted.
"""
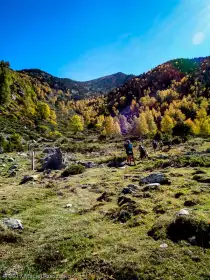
[192,32,205,45]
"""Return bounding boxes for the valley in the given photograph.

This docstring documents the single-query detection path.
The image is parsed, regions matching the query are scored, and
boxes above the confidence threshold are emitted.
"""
[1,135,210,279]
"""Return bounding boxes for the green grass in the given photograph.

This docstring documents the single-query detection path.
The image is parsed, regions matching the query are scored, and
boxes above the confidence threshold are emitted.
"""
[1,138,210,279]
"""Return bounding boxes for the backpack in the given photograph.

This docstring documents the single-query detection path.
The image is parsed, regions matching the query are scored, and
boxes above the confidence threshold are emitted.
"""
[127,142,133,152]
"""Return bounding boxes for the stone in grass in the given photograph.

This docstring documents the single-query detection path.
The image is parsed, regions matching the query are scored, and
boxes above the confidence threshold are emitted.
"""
[140,173,171,185]
[118,210,131,223]
[148,215,210,248]
[19,175,38,185]
[177,209,190,216]
[8,170,17,177]
[118,196,136,207]
[142,183,160,192]
[7,158,15,162]
[160,243,168,248]
[121,184,139,194]
[65,204,72,208]
[2,218,23,230]
[97,192,111,202]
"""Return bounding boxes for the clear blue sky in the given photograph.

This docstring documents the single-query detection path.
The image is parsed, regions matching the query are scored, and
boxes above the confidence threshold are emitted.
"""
[1,0,210,81]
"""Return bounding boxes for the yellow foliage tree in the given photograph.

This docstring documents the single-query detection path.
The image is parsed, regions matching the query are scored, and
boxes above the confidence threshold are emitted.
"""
[145,109,157,136]
[193,108,210,135]
[104,116,115,135]
[134,112,149,136]
[185,119,199,135]
[96,115,105,129]
[37,102,51,120]
[69,114,84,133]
[161,114,175,133]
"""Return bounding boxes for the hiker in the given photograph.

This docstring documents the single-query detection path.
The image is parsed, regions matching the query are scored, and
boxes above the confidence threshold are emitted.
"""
[124,140,136,165]
[139,144,148,159]
[152,140,158,152]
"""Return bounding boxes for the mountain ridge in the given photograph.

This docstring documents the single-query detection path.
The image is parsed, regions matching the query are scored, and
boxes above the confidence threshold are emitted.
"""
[19,69,134,99]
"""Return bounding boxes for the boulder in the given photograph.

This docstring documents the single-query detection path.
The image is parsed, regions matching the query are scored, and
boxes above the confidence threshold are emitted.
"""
[140,173,170,185]
[41,148,65,171]
[2,218,23,230]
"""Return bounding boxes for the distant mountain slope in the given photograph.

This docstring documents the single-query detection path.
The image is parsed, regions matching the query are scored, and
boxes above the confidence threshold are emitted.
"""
[20,69,134,99]
[80,72,134,93]
[107,56,210,115]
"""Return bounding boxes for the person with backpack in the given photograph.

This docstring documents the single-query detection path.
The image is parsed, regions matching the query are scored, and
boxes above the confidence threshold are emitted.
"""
[124,140,136,166]
[152,140,158,152]
[139,143,148,159]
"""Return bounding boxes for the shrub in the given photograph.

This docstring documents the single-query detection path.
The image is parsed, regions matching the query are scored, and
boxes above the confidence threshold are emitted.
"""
[0,224,22,243]
[34,244,64,271]
[37,125,49,134]
[48,130,62,140]
[61,164,85,177]
[173,122,191,137]
[61,143,100,153]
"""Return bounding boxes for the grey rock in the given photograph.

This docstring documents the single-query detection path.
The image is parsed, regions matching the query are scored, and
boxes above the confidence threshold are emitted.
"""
[156,154,169,159]
[77,161,96,168]
[8,170,17,177]
[140,173,170,185]
[121,184,139,194]
[57,191,64,196]
[177,209,190,216]
[20,175,38,185]
[41,148,65,170]
[160,243,168,248]
[8,158,15,162]
[65,203,72,208]
[9,165,18,170]
[143,183,160,191]
[2,218,23,230]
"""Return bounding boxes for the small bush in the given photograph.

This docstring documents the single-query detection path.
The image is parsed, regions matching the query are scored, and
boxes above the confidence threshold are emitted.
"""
[62,164,85,177]
[0,225,22,243]
[37,125,49,134]
[34,244,64,271]
[61,142,100,153]
[177,155,210,167]
[48,131,62,140]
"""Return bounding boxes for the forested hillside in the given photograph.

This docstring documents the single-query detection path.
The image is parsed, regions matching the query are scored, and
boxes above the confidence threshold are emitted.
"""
[20,69,134,99]
[1,56,210,146]
[104,57,210,138]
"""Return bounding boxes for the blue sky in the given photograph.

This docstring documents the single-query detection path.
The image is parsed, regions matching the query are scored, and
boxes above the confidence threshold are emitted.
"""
[1,0,210,81]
